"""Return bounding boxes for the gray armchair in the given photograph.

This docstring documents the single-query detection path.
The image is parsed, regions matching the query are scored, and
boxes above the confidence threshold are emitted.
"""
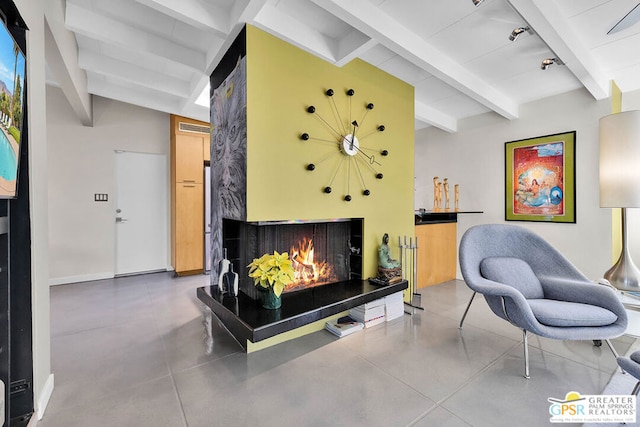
[617,351,640,395]
[459,224,628,378]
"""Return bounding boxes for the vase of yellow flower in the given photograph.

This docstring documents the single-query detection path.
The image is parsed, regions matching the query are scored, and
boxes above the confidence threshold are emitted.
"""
[259,286,282,310]
[247,251,295,309]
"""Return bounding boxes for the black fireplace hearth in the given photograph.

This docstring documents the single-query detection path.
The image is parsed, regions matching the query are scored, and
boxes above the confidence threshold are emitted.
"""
[197,279,408,348]
[198,216,407,351]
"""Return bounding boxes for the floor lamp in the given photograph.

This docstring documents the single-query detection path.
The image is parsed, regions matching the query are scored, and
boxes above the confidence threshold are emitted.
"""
[600,110,640,291]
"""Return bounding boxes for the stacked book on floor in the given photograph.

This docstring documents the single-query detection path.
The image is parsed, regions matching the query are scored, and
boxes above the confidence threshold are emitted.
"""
[324,316,364,337]
[349,298,386,328]
[384,291,405,321]
[326,291,407,336]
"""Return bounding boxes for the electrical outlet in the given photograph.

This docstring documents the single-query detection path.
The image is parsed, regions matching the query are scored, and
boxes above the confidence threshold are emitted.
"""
[94,193,108,202]
[10,379,30,395]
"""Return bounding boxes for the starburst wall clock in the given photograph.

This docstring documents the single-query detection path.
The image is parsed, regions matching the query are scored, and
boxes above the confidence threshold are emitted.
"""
[300,88,388,202]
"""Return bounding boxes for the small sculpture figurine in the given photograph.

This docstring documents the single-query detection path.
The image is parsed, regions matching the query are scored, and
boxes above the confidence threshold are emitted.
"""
[217,248,230,290]
[433,176,439,210]
[436,181,443,211]
[375,233,402,284]
[444,178,450,210]
[379,233,400,268]
[223,263,239,296]
[455,184,459,211]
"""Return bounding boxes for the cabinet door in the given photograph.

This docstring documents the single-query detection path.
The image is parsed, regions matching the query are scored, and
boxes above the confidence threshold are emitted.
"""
[415,223,457,288]
[175,183,204,273]
[176,134,205,183]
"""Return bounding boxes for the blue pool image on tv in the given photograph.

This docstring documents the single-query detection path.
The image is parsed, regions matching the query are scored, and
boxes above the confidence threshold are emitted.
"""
[0,13,26,197]
[0,130,17,181]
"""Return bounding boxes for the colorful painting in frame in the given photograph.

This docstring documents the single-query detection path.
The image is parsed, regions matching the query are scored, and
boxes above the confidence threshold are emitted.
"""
[505,131,576,223]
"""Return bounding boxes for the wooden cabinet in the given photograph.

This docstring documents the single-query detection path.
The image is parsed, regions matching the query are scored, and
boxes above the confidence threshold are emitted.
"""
[415,222,457,288]
[170,115,210,275]
[175,134,206,183]
[175,183,204,272]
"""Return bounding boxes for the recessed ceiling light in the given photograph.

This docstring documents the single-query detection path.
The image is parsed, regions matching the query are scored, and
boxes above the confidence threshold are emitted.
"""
[509,26,530,42]
[540,58,563,70]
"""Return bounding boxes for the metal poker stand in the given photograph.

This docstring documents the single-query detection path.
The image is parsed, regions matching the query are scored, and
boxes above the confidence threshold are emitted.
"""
[399,236,424,314]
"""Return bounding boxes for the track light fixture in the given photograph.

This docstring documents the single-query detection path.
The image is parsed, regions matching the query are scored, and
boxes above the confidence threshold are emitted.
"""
[509,26,530,41]
[472,0,484,6]
[540,58,563,70]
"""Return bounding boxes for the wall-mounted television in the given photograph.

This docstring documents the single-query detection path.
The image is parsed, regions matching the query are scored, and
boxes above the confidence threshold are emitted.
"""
[0,15,25,199]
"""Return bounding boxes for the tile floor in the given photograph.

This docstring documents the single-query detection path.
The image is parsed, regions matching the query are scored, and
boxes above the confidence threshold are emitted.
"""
[39,273,636,427]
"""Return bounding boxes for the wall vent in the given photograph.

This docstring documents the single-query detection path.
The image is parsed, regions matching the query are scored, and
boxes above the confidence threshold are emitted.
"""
[179,122,209,134]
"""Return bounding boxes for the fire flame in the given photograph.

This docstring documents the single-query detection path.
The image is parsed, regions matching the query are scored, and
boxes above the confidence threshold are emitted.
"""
[288,237,335,290]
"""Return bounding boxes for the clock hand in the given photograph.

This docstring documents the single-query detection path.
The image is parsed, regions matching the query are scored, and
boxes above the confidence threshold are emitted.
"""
[352,144,382,166]
[349,121,358,150]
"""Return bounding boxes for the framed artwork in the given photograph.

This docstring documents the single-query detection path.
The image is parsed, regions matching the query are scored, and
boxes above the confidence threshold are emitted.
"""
[505,131,576,223]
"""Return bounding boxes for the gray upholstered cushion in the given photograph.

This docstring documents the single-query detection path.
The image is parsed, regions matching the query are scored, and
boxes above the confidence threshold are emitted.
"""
[618,356,640,381]
[527,299,618,327]
[480,257,544,299]
[622,351,640,382]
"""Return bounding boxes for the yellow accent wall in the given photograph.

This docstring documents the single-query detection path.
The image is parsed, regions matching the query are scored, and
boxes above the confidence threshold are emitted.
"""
[245,25,415,281]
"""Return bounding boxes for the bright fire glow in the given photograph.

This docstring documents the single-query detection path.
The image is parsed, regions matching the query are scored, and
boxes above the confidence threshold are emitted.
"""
[288,237,335,291]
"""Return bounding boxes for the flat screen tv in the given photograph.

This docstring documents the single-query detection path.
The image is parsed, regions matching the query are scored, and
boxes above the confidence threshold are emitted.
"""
[0,16,25,199]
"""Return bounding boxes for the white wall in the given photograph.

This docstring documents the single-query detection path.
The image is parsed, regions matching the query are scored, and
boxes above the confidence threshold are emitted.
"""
[415,88,613,280]
[47,86,170,284]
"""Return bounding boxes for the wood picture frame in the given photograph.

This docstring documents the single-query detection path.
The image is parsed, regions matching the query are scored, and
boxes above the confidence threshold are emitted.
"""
[505,131,576,223]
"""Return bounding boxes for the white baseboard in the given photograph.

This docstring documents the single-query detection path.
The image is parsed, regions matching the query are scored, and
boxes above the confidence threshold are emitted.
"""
[36,373,54,421]
[49,272,114,286]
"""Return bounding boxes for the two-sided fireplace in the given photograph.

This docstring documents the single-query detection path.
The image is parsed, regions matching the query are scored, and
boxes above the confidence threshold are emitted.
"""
[221,218,363,300]
[198,217,408,347]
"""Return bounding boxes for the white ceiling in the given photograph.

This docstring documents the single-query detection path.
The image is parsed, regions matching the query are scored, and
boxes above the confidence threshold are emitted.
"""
[52,0,640,132]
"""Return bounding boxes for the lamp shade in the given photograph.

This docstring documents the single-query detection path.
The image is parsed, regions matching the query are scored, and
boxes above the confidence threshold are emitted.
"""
[600,110,640,207]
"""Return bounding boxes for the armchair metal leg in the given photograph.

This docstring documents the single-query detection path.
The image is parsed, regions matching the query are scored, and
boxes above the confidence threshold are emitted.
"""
[523,329,530,379]
[459,291,477,330]
[519,335,615,380]
[604,339,620,359]
[604,339,624,374]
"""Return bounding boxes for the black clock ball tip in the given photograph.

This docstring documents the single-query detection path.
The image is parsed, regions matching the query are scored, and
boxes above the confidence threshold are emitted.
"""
[363,189,371,196]
[377,125,385,132]
[345,195,352,202]
[347,89,355,96]
[381,150,388,156]
[326,89,334,96]
[300,133,309,141]
[324,186,332,194]
[306,164,315,171]
[376,173,384,179]
[367,103,374,110]
[307,106,316,113]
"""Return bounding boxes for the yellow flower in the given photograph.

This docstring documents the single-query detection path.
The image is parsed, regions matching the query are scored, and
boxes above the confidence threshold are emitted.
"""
[247,251,295,297]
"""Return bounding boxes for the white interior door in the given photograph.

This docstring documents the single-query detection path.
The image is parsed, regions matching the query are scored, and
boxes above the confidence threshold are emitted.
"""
[115,151,168,275]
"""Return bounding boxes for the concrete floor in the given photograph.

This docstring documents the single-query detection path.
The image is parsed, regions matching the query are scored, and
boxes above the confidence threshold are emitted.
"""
[39,273,635,426]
